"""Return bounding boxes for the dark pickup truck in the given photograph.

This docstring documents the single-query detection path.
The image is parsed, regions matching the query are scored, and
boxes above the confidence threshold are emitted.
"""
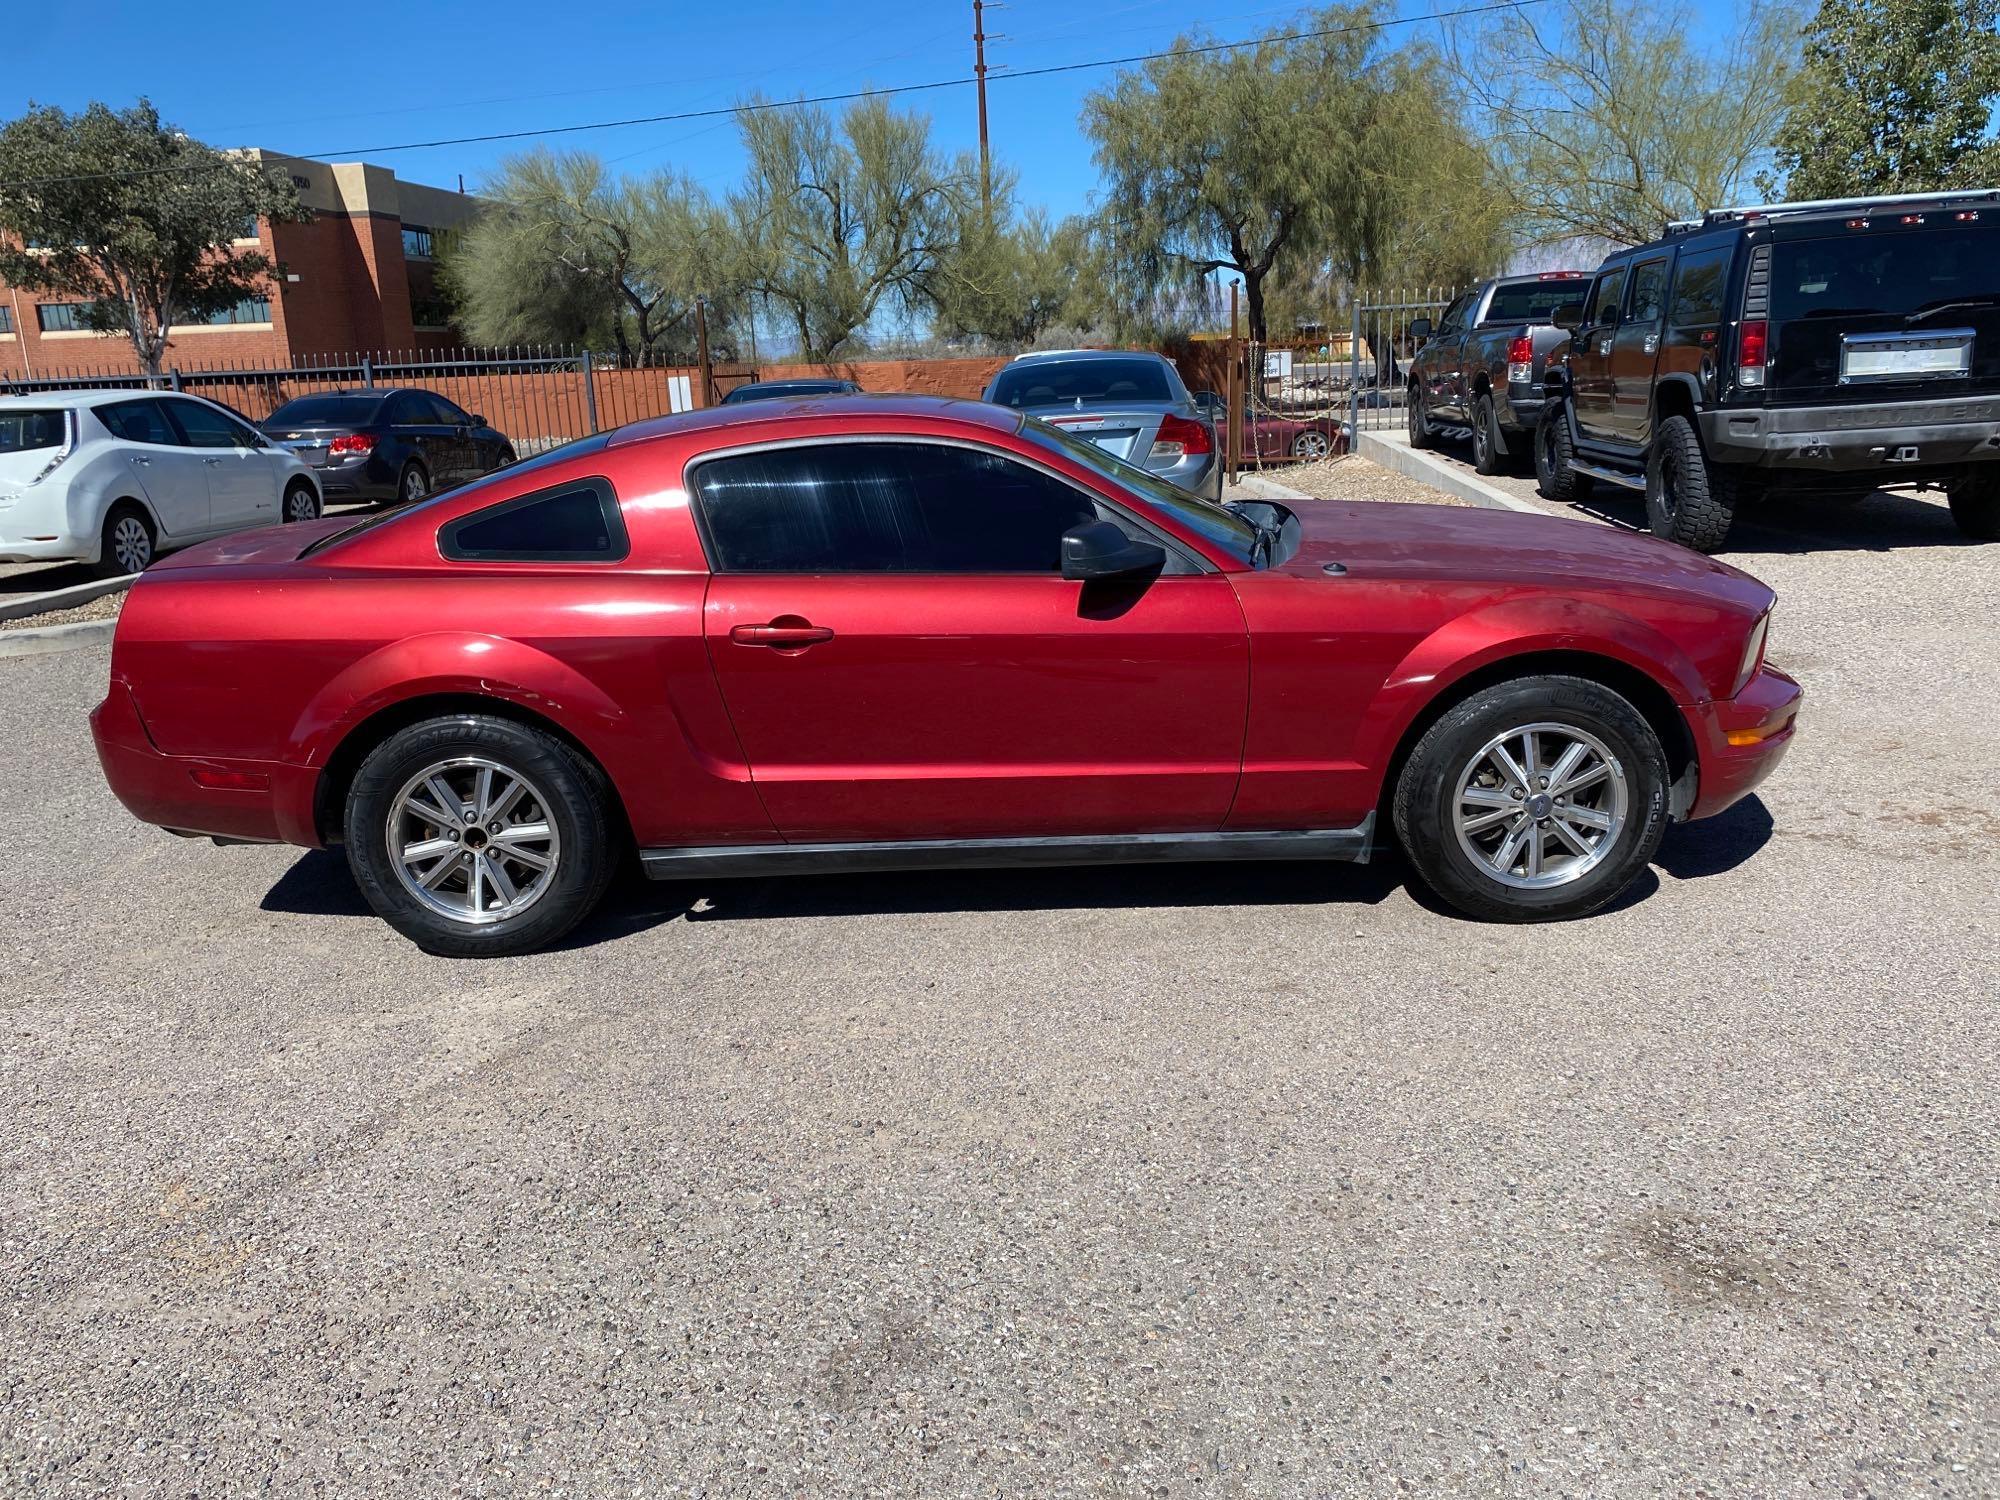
[1404,272,1590,473]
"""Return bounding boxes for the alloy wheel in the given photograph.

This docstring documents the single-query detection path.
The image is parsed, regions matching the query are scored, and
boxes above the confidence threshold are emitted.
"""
[1452,721,1629,889]
[402,467,430,501]
[1292,430,1331,461]
[111,515,152,573]
[386,756,562,925]
[286,487,318,521]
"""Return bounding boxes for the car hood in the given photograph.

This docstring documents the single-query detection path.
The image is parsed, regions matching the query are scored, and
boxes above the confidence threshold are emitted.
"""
[1271,501,1774,611]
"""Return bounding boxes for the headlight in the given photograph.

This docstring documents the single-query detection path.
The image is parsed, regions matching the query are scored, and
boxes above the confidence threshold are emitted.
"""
[1732,608,1771,696]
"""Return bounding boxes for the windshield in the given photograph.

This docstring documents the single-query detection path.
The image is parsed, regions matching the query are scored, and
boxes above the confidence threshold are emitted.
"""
[990,357,1174,409]
[1483,279,1586,324]
[266,394,384,427]
[0,409,66,453]
[1023,417,1262,564]
[1773,224,1999,321]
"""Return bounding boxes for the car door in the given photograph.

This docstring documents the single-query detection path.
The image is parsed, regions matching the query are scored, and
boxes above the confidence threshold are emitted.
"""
[694,438,1251,842]
[1428,292,1476,419]
[94,398,211,540]
[161,398,277,530]
[387,392,459,486]
[417,392,478,481]
[1569,261,1629,442]
[1609,254,1671,445]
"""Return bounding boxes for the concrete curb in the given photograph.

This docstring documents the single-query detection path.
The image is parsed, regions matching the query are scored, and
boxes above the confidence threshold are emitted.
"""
[0,618,118,659]
[0,573,136,624]
[1356,430,1546,515]
[1229,472,1313,502]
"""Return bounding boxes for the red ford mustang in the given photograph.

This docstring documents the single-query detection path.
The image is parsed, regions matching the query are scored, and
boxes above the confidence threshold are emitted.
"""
[91,395,1800,957]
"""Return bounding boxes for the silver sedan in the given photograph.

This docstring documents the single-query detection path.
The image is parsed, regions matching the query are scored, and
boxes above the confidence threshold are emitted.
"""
[983,350,1222,501]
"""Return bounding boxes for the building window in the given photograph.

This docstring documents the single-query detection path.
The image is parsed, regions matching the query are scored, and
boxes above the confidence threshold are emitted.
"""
[37,303,90,332]
[188,297,271,326]
[0,306,13,335]
[234,215,260,240]
[402,224,435,259]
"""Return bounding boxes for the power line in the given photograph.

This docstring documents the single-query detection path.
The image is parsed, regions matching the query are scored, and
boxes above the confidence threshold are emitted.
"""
[0,0,1542,192]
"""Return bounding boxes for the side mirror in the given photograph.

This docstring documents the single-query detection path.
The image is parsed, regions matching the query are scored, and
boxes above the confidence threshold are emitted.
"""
[468,413,486,427]
[1552,301,1585,330]
[1061,520,1165,581]
[1193,390,1225,416]
[1408,317,1432,341]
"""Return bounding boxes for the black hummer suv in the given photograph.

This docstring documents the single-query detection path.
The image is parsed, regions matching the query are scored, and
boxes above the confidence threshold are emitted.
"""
[1535,189,2000,551]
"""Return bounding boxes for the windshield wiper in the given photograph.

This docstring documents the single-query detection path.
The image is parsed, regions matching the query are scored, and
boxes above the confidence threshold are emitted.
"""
[1905,296,2000,322]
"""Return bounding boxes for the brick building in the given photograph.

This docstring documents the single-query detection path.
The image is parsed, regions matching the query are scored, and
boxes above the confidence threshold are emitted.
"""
[0,151,481,378]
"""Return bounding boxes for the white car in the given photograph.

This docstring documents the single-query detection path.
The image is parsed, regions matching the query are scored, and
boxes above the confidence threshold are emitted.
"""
[0,391,323,577]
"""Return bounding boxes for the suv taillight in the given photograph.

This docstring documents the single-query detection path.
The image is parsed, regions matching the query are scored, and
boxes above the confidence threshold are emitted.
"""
[1506,334,1535,383]
[328,433,375,456]
[1151,412,1214,461]
[1736,320,1769,388]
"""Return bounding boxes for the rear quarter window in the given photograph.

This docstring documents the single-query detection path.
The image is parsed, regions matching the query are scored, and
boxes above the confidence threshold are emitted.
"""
[0,409,66,452]
[439,477,627,562]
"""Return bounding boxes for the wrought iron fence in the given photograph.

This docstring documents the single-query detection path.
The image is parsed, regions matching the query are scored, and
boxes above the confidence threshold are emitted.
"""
[1344,288,1464,432]
[0,347,758,454]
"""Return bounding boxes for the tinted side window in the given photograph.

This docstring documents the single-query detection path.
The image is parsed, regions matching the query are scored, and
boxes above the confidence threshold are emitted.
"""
[440,478,627,562]
[1588,267,1628,326]
[166,400,255,448]
[1437,293,1474,333]
[694,443,1100,573]
[1627,258,1670,323]
[385,393,429,426]
[1669,247,1730,330]
[99,399,178,445]
[430,395,471,425]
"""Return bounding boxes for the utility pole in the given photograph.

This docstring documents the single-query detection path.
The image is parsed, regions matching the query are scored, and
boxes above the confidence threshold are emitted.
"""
[973,0,993,210]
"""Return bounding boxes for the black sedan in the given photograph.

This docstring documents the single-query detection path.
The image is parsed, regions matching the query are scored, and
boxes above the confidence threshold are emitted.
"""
[719,377,863,405]
[260,389,517,504]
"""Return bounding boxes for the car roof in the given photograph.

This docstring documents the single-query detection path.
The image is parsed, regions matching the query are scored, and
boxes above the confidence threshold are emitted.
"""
[0,388,185,410]
[1003,348,1172,365]
[608,392,1018,447]
[735,377,853,389]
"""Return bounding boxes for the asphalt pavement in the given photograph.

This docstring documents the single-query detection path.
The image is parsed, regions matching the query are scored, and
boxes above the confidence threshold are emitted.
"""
[1,477,1995,1496]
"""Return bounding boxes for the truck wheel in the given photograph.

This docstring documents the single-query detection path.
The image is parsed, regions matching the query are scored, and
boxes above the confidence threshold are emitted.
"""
[1471,394,1505,475]
[1948,472,2000,540]
[1534,406,1594,503]
[1407,385,1433,449]
[1393,674,1669,923]
[1645,415,1737,553]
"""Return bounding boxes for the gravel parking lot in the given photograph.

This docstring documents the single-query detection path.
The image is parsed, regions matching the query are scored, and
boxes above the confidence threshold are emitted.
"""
[2,477,1995,1496]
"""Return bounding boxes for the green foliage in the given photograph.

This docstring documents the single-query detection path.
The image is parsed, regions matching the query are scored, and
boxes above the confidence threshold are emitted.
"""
[0,99,304,373]
[1082,4,1496,340]
[1767,0,2000,198]
[929,207,1097,346]
[1450,0,1802,245]
[444,148,735,364]
[728,96,984,361]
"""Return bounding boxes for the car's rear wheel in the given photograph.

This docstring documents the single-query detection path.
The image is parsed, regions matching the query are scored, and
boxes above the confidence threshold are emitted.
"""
[97,502,155,578]
[1646,414,1739,552]
[1407,385,1433,448]
[398,462,431,503]
[1534,405,1594,503]
[1290,428,1332,461]
[283,480,321,523]
[343,714,617,957]
[1947,471,2000,540]
[1393,675,1669,922]
[1471,393,1504,475]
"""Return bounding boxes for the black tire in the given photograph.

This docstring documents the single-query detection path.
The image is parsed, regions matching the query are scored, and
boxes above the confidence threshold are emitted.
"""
[96,502,155,578]
[1393,675,1670,923]
[1471,393,1504,475]
[398,462,431,503]
[1407,384,1433,449]
[1645,414,1739,553]
[1947,471,2000,540]
[282,479,321,523]
[343,714,618,958]
[1534,404,1594,503]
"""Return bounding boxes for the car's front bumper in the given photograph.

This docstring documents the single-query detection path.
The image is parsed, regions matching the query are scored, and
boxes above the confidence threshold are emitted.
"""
[1699,393,2000,473]
[1684,663,1802,820]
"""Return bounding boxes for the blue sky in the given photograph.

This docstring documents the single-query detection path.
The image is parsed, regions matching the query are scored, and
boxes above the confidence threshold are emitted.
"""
[16,0,1741,223]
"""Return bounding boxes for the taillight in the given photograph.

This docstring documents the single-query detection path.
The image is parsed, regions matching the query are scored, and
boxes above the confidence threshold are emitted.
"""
[1151,412,1213,461]
[329,433,375,456]
[1736,320,1768,388]
[1506,334,1535,383]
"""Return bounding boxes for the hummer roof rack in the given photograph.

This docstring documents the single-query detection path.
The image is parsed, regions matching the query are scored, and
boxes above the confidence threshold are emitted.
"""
[1664,187,2000,237]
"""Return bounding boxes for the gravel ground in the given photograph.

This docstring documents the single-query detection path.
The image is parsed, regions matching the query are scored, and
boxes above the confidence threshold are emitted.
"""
[1,491,1996,1495]
[0,592,123,632]
[1238,454,1469,505]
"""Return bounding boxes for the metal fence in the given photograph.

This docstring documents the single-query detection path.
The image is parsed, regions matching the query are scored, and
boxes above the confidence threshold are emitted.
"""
[1343,288,1464,432]
[1,347,758,455]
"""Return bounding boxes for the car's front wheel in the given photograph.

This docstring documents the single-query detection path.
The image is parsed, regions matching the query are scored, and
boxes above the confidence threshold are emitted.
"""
[343,714,618,957]
[1407,384,1433,448]
[1393,675,1669,922]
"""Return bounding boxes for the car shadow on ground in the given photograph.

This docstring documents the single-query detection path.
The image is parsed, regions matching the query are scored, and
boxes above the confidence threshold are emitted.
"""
[1426,433,1975,555]
[262,798,1775,950]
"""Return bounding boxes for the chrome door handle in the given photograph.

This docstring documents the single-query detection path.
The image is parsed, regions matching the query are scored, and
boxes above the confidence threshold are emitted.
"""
[1597,338,1612,356]
[1643,333,1660,355]
[128,455,150,465]
[203,457,223,466]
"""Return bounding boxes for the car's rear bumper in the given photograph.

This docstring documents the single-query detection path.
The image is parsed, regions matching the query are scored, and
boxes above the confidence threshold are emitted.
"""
[0,533,87,564]
[1684,664,1802,820]
[1699,394,2000,473]
[91,679,320,846]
